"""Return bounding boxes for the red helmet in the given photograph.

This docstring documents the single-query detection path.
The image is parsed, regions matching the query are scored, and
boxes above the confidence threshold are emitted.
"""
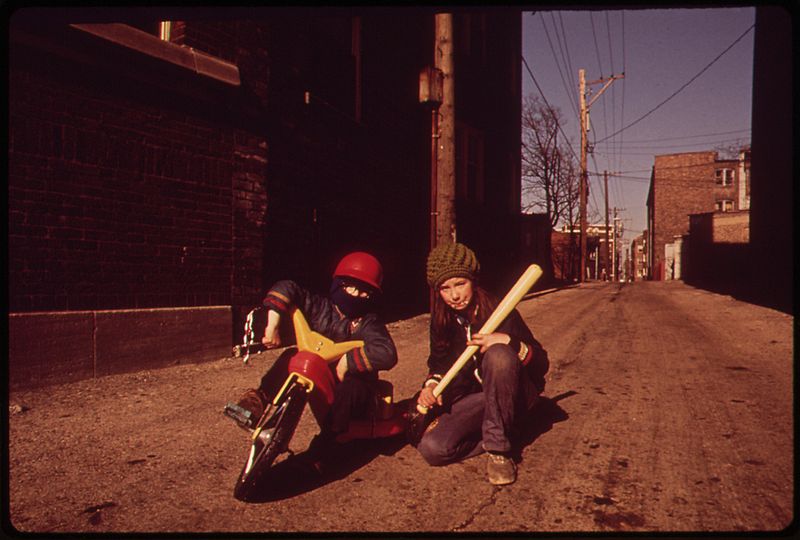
[333,251,383,292]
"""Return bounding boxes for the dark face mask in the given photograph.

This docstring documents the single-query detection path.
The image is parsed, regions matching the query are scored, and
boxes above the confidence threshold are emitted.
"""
[329,277,375,318]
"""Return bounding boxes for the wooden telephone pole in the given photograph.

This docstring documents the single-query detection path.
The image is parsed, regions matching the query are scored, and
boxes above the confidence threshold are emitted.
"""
[578,69,624,282]
[434,13,456,247]
[604,170,610,280]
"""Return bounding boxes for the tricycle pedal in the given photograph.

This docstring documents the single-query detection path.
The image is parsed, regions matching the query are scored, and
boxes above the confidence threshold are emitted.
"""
[224,401,256,429]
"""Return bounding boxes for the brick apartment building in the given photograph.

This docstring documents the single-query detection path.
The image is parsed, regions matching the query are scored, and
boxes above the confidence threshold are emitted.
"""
[8,8,523,388]
[645,148,750,280]
[632,6,789,313]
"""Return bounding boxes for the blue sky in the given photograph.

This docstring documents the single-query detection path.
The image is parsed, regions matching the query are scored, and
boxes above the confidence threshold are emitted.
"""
[521,7,756,245]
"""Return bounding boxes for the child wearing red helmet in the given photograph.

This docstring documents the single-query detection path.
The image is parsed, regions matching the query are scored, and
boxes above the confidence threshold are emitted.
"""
[231,251,397,472]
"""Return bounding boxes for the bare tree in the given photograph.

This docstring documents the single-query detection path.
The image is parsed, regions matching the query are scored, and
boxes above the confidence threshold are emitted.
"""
[521,95,580,230]
[521,95,581,281]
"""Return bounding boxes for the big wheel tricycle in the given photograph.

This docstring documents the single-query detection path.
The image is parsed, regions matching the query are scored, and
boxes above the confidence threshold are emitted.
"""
[224,306,409,501]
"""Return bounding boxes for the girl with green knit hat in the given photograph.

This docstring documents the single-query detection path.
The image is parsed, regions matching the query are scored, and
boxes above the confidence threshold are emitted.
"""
[415,242,549,485]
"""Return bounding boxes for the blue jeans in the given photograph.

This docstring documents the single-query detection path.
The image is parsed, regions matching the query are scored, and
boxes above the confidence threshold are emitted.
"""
[417,343,539,465]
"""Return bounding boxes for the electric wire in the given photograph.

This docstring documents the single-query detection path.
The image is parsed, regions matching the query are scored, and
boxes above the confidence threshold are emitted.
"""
[614,136,750,150]
[553,12,580,118]
[590,11,614,197]
[617,10,627,200]
[590,12,604,77]
[618,128,750,143]
[557,12,578,104]
[538,12,580,120]
[595,23,755,144]
[521,55,581,165]
[605,11,618,178]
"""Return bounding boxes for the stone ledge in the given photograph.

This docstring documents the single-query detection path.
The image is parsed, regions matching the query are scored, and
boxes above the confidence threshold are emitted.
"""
[9,306,232,390]
[69,23,241,86]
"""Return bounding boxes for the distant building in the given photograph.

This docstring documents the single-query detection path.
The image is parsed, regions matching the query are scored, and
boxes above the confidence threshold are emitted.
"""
[554,223,616,281]
[645,148,750,280]
[630,232,647,281]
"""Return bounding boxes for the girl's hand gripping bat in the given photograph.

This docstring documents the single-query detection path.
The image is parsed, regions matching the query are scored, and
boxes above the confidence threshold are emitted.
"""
[416,264,543,415]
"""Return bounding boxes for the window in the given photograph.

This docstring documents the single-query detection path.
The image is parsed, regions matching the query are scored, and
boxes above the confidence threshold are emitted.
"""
[715,200,734,212]
[715,168,734,186]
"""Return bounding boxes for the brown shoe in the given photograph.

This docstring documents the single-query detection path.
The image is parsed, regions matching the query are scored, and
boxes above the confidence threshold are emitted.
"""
[239,388,268,418]
[486,452,517,485]
[224,388,268,429]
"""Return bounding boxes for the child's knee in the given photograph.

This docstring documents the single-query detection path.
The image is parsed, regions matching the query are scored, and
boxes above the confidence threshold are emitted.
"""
[417,435,451,466]
[482,344,518,374]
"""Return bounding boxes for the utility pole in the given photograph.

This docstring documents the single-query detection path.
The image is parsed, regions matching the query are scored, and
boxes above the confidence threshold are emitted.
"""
[419,67,443,254]
[435,13,456,246]
[578,69,624,283]
[604,170,610,281]
[579,69,588,282]
[612,207,618,281]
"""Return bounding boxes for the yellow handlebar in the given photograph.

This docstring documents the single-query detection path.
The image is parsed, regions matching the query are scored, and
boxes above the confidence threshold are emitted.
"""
[292,309,364,362]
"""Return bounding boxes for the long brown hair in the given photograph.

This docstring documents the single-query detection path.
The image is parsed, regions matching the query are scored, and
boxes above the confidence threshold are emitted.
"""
[430,280,498,350]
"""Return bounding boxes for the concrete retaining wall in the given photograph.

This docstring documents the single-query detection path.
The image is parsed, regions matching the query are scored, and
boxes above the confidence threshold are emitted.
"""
[9,306,231,390]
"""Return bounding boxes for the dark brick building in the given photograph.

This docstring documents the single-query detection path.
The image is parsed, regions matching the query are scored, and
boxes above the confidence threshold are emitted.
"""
[8,8,523,387]
[746,6,792,314]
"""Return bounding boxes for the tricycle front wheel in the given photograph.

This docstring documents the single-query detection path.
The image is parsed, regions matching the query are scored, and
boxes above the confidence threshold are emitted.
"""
[233,382,307,501]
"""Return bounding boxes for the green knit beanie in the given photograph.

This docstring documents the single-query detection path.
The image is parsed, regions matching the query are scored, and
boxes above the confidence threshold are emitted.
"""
[426,242,480,289]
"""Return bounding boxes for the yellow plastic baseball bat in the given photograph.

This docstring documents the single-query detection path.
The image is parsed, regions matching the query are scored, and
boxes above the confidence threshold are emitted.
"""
[417,264,543,414]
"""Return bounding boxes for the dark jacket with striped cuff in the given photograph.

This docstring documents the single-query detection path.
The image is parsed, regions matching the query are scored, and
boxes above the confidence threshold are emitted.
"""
[263,280,398,377]
[425,308,548,407]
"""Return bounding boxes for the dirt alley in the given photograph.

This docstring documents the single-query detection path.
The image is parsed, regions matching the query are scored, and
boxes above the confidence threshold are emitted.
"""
[6,280,794,534]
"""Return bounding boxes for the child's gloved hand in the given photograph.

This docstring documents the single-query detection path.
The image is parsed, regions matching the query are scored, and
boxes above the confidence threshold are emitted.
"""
[262,309,282,349]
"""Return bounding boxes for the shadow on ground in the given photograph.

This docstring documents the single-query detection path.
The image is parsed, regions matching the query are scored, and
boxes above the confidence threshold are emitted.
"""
[239,393,573,503]
[512,390,574,463]
[241,399,415,503]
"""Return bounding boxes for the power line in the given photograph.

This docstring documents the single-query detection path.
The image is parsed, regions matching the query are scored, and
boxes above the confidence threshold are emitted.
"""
[557,12,577,98]
[521,55,581,165]
[605,11,618,175]
[590,12,604,77]
[618,10,627,188]
[590,11,613,183]
[603,145,749,156]
[611,137,750,150]
[539,12,580,120]
[595,23,755,144]
[615,128,750,143]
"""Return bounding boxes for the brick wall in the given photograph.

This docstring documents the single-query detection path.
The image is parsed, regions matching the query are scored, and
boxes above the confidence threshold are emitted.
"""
[711,211,750,243]
[9,75,229,311]
[9,20,270,318]
[650,152,717,279]
[8,18,271,385]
